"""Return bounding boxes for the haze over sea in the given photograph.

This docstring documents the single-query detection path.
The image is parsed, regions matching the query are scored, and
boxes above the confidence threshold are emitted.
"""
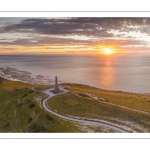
[0,53,150,94]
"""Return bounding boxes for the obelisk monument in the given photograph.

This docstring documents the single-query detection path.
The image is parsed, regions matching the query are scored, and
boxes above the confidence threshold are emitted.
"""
[55,76,59,93]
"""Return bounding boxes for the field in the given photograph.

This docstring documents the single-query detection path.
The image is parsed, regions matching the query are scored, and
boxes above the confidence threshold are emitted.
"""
[0,77,116,132]
[47,83,150,132]
[0,78,80,132]
[1,77,150,132]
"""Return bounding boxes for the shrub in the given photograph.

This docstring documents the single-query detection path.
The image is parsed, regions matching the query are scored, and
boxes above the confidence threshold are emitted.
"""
[22,94,28,97]
[29,103,35,108]
[29,90,34,93]
[46,114,53,121]
[26,123,49,132]
[2,122,10,129]
[28,117,33,123]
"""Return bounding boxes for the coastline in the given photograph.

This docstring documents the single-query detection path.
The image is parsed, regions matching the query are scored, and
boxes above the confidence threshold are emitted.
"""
[0,66,54,85]
[1,67,150,132]
[0,65,150,95]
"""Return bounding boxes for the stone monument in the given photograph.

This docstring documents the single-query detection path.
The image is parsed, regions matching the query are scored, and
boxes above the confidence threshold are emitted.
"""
[55,76,59,93]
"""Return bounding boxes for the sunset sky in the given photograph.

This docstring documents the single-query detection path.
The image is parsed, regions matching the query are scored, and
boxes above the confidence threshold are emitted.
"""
[0,17,150,54]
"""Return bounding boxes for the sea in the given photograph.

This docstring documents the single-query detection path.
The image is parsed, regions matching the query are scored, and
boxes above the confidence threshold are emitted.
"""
[0,53,150,94]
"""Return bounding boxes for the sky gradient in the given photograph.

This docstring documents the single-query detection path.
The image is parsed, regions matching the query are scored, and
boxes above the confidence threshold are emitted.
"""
[0,17,150,54]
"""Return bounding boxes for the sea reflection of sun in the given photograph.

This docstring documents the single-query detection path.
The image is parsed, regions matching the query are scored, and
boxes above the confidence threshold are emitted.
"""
[98,58,115,88]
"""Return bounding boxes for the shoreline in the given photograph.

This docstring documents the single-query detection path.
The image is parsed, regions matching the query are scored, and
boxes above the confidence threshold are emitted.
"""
[63,82,150,96]
[0,65,150,95]
[1,69,150,132]
[0,66,55,85]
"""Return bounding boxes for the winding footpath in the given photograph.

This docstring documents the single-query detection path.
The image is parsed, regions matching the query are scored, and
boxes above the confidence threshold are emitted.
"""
[42,87,128,133]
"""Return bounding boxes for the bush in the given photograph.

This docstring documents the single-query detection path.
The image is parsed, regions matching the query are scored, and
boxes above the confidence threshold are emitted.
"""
[29,103,35,108]
[26,123,49,132]
[46,114,53,121]
[2,122,10,129]
[28,117,33,123]
[29,90,34,93]
[22,94,28,97]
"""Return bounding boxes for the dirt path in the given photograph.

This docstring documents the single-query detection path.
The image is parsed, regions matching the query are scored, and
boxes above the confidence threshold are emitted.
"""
[42,87,128,133]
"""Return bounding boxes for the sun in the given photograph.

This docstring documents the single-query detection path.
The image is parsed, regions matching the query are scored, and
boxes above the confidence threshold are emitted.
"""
[103,48,113,55]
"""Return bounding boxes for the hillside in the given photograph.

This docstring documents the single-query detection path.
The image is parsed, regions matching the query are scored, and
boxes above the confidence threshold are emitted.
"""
[47,83,150,132]
[1,77,150,132]
[0,78,81,132]
[0,77,115,132]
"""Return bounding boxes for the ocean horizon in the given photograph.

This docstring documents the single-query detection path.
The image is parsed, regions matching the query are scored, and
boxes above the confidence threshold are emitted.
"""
[0,53,150,94]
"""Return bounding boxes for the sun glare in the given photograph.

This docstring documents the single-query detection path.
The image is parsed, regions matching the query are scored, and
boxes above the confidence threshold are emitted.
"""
[103,48,113,55]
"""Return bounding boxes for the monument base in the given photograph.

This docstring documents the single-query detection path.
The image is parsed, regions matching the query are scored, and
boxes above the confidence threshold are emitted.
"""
[51,89,63,94]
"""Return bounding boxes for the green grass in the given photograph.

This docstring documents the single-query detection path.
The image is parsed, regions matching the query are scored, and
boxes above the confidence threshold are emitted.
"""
[0,78,84,132]
[33,85,54,91]
[2,78,150,132]
[62,83,150,112]
[47,83,150,132]
[0,78,119,133]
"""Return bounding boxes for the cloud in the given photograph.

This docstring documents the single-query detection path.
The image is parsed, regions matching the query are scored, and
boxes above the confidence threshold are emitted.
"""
[0,17,150,53]
[3,18,148,36]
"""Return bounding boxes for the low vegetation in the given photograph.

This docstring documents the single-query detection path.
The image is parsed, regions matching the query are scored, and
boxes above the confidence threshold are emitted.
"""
[1,78,150,133]
[63,84,150,112]
[46,83,150,132]
[0,78,84,132]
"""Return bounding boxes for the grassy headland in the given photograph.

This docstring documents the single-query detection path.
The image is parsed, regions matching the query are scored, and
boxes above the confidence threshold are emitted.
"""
[1,77,150,132]
[47,83,150,132]
[0,78,85,132]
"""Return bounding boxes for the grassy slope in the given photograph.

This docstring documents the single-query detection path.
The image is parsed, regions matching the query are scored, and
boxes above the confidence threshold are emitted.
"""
[0,78,83,133]
[63,84,150,112]
[47,83,150,132]
[2,78,150,133]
